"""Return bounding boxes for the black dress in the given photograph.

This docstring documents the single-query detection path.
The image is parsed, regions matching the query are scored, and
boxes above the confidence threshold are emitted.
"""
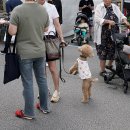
[96,6,119,60]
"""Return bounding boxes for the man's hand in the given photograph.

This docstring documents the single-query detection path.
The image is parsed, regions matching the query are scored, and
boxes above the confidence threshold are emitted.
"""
[0,18,8,24]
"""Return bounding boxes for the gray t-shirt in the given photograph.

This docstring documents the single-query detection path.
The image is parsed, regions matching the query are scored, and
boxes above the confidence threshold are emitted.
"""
[10,3,49,59]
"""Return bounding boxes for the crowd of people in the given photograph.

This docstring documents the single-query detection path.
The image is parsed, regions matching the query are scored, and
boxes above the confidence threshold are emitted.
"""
[0,0,130,120]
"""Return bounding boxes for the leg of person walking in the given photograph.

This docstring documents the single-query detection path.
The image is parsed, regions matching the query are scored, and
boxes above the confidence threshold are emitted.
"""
[18,58,35,118]
[48,60,60,102]
[33,58,50,112]
[106,60,113,69]
[99,60,106,76]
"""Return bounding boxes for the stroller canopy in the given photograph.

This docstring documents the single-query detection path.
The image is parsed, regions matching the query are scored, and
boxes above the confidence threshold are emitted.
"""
[75,13,88,24]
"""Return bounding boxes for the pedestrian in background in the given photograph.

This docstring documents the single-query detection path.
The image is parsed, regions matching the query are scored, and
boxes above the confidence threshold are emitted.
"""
[53,0,62,24]
[79,0,94,41]
[8,0,50,119]
[1,0,22,54]
[6,0,23,17]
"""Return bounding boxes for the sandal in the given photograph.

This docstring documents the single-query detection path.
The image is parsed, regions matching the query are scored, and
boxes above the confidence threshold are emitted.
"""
[99,71,107,77]
[15,110,34,120]
[36,103,50,114]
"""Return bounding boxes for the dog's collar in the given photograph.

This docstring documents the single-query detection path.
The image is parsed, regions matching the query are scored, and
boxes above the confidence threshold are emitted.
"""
[80,55,87,60]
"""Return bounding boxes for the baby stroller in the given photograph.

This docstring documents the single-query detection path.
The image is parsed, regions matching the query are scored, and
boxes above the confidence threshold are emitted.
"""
[71,12,89,46]
[104,24,130,93]
[0,14,9,43]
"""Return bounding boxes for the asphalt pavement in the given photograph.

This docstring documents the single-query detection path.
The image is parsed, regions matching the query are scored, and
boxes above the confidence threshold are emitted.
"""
[0,40,130,130]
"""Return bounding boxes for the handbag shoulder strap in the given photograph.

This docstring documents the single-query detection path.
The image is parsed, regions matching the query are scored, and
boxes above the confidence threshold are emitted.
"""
[48,31,56,36]
[44,31,57,43]
[45,31,56,39]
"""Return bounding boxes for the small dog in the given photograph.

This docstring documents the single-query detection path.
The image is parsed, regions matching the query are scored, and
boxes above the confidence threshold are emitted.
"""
[69,44,98,103]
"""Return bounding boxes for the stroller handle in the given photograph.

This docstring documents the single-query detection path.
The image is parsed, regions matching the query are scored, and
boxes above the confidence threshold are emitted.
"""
[74,26,88,30]
[109,23,128,29]
[109,23,130,44]
[77,12,82,16]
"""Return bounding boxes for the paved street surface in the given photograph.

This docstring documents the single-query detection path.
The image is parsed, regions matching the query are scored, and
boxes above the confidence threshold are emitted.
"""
[0,41,130,130]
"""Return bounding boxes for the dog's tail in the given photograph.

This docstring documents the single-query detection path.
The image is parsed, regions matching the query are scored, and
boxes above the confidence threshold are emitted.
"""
[90,78,98,82]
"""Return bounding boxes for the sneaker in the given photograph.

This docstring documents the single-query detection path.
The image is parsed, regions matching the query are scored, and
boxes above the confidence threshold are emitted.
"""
[0,50,6,55]
[15,110,34,120]
[36,103,50,114]
[51,90,60,103]
[99,71,107,77]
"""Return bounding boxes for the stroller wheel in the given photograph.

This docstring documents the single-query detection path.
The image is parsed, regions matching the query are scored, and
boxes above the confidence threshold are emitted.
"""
[124,86,128,94]
[104,72,114,84]
[77,37,82,46]
[104,74,110,84]
[71,39,73,43]
[123,83,128,94]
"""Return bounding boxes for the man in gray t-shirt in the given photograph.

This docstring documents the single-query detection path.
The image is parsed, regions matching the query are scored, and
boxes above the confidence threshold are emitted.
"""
[8,0,50,119]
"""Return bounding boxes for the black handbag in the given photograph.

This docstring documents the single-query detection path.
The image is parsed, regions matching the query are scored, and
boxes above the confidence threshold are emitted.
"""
[3,35,20,84]
[44,31,60,61]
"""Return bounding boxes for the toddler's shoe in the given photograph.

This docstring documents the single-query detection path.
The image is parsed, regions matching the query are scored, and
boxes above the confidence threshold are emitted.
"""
[82,40,86,44]
[99,70,107,77]
[71,37,77,43]
[51,90,60,103]
[105,65,113,70]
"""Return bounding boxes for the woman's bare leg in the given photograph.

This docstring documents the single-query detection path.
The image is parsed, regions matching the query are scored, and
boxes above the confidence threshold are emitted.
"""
[107,60,113,67]
[100,60,106,72]
[48,61,60,102]
[48,61,59,91]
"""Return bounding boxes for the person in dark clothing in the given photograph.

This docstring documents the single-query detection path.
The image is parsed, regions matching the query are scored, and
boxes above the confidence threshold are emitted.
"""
[53,0,62,24]
[79,0,94,41]
[6,0,23,17]
[0,0,22,54]
[48,0,62,24]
